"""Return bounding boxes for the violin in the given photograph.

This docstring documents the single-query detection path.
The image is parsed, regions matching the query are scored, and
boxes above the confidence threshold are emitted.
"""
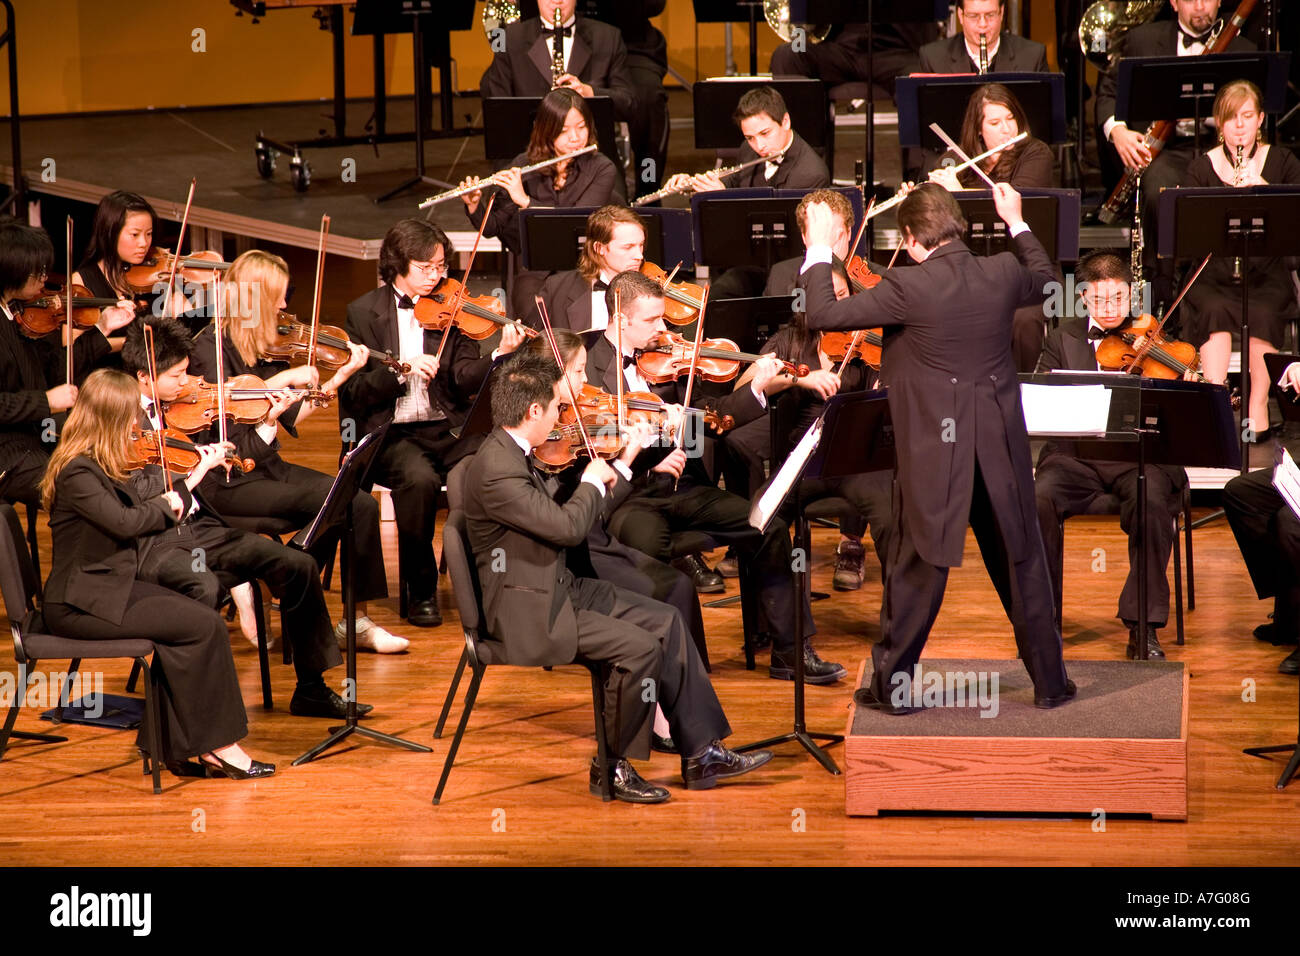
[123,248,230,294]
[265,313,409,376]
[845,256,883,293]
[1094,314,1203,382]
[415,278,538,341]
[126,424,255,475]
[11,283,136,338]
[639,262,705,326]
[162,374,334,434]
[819,329,884,369]
[572,383,735,434]
[635,330,809,384]
[534,405,627,472]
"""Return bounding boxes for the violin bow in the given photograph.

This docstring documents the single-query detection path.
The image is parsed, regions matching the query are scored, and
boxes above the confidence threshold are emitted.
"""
[163,179,197,322]
[534,295,597,461]
[307,214,330,369]
[847,195,875,268]
[212,272,230,478]
[927,122,999,190]
[434,191,496,365]
[676,283,709,452]
[141,324,173,494]
[613,289,625,435]
[64,216,74,386]
[1119,253,1212,374]
[835,234,901,378]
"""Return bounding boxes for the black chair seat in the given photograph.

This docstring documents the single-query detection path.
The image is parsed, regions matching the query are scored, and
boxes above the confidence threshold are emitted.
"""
[23,632,154,662]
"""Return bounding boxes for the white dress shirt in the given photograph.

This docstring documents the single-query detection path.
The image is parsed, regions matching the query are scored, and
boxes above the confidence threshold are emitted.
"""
[392,290,445,424]
[139,394,199,518]
[589,270,616,332]
[541,15,577,75]
[965,35,1001,70]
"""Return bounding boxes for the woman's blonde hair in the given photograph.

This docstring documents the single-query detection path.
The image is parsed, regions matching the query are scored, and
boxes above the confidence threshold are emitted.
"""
[40,369,140,510]
[223,249,289,366]
[1214,80,1264,139]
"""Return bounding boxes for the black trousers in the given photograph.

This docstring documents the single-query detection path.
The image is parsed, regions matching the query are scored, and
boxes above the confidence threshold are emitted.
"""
[874,460,1070,700]
[608,482,814,653]
[43,582,248,761]
[625,54,669,197]
[1034,454,1183,627]
[366,420,463,603]
[770,39,919,96]
[571,579,728,762]
[1224,466,1300,636]
[0,436,49,504]
[201,462,387,605]
[138,518,342,681]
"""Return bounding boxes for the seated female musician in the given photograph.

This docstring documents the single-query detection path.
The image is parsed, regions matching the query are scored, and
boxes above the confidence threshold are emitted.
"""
[1180,79,1300,444]
[926,83,1054,191]
[183,250,408,654]
[39,369,273,779]
[459,87,623,316]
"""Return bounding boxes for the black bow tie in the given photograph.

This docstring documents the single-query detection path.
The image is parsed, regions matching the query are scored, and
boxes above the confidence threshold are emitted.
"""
[592,278,609,292]
[622,353,637,369]
[544,24,572,42]
[1179,26,1212,50]
[396,293,415,310]
[1086,325,1107,341]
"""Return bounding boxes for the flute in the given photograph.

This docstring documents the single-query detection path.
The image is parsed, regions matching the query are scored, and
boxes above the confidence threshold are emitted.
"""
[632,145,791,207]
[417,144,598,209]
[867,132,1028,221]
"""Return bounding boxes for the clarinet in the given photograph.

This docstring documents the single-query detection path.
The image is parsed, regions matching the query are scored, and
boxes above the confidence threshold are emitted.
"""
[978,33,988,74]
[1131,170,1145,304]
[1232,143,1245,282]
[550,7,565,87]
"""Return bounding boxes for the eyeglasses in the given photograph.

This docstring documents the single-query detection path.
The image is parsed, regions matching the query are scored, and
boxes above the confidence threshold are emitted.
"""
[28,268,48,281]
[409,260,446,275]
[962,12,1001,24]
[1085,294,1130,309]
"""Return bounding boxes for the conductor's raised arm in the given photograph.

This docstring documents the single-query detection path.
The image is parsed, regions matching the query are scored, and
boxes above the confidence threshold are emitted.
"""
[798,201,906,332]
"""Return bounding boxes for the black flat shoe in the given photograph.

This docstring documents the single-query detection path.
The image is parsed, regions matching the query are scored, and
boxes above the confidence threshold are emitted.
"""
[672,554,725,594]
[407,599,442,628]
[1034,679,1077,709]
[1126,625,1166,660]
[769,642,846,685]
[650,733,678,754]
[202,752,276,780]
[681,740,773,789]
[853,685,922,715]
[289,684,374,719]
[1280,648,1300,675]
[589,757,669,804]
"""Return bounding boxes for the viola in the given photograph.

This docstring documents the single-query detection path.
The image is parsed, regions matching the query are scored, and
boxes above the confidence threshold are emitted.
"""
[635,330,809,384]
[534,405,627,472]
[1094,314,1203,382]
[415,279,538,341]
[639,262,706,326]
[11,283,136,338]
[123,248,231,294]
[125,424,254,475]
[572,383,735,434]
[819,328,884,369]
[265,313,409,376]
[162,374,333,434]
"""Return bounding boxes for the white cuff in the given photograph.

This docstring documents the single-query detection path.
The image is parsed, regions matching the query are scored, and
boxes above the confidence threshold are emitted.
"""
[800,245,834,274]
[1103,118,1124,142]
[750,383,768,407]
[612,460,632,481]
[581,474,606,497]
[256,421,278,445]
[1008,222,1031,238]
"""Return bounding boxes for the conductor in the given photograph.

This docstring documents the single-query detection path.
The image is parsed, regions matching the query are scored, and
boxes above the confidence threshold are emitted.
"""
[799,182,1075,712]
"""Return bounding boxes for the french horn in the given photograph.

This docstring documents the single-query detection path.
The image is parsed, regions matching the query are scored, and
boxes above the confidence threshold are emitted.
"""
[763,0,830,45]
[482,0,521,40]
[1078,1,1163,69]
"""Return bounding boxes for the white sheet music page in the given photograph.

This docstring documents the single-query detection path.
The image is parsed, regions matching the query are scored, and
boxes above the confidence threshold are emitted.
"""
[750,415,824,531]
[1020,382,1113,437]
[1272,448,1300,521]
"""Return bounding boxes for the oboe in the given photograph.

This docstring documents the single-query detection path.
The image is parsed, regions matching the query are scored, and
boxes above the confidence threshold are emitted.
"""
[417,144,598,209]
[550,6,565,87]
[978,33,989,74]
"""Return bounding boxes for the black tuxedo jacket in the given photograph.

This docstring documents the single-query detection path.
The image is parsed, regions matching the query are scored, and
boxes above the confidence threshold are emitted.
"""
[480,16,636,121]
[1095,20,1254,130]
[533,268,599,332]
[917,32,1049,74]
[0,318,110,447]
[43,456,189,625]
[463,427,610,666]
[804,232,1057,568]
[729,131,829,190]
[341,283,494,438]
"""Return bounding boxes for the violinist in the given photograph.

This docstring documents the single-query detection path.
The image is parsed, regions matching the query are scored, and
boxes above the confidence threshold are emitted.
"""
[459,88,622,317]
[0,220,134,505]
[38,369,273,780]
[184,251,406,654]
[761,189,878,298]
[591,269,847,684]
[1033,252,1189,661]
[533,204,645,333]
[341,220,525,629]
[1179,80,1300,444]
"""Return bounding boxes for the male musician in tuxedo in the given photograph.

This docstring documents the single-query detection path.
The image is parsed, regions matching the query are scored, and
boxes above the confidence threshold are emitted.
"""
[532,205,646,334]
[480,0,636,126]
[342,220,525,628]
[1223,361,1300,676]
[1095,0,1255,303]
[591,270,848,683]
[917,0,1050,74]
[463,350,773,802]
[1033,252,1188,660]
[801,182,1075,711]
[119,317,369,718]
[771,22,938,98]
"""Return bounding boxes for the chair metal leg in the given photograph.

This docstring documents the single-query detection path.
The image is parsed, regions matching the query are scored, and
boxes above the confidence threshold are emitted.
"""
[589,664,611,801]
[141,659,162,794]
[737,552,756,670]
[125,659,141,695]
[23,502,39,584]
[1172,515,1185,646]
[0,660,68,759]
[252,585,273,710]
[1055,519,1065,632]
[433,665,483,805]
[56,659,82,723]
[1183,491,1195,611]
[434,647,468,740]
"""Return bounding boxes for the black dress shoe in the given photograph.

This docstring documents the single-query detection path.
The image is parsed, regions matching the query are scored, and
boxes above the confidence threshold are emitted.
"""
[202,752,276,780]
[769,642,846,685]
[1255,622,1299,646]
[1034,679,1077,709]
[163,758,207,778]
[589,757,670,803]
[681,740,773,789]
[672,554,725,594]
[715,548,740,578]
[407,599,442,628]
[1126,625,1166,660]
[1280,648,1300,675]
[852,686,922,715]
[289,684,374,719]
[650,733,678,754]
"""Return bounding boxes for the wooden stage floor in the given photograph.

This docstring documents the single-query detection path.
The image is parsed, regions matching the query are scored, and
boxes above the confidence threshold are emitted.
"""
[2,411,1298,867]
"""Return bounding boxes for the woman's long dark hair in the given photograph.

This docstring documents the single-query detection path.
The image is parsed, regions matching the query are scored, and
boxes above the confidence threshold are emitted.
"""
[956,83,1030,187]
[526,88,597,185]
[81,190,157,294]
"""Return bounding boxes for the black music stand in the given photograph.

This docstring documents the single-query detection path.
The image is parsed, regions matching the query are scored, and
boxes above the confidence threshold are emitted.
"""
[291,423,432,764]
[482,96,620,170]
[693,193,805,273]
[1115,52,1292,152]
[1021,373,1239,658]
[691,0,767,76]
[518,207,679,272]
[705,295,798,356]
[1158,186,1300,474]
[896,72,1069,153]
[952,188,1080,262]
[738,390,893,772]
[692,77,829,153]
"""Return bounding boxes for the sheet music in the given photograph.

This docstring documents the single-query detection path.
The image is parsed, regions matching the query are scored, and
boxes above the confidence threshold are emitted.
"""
[1020,383,1113,437]
[750,416,823,532]
[1273,448,1300,522]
